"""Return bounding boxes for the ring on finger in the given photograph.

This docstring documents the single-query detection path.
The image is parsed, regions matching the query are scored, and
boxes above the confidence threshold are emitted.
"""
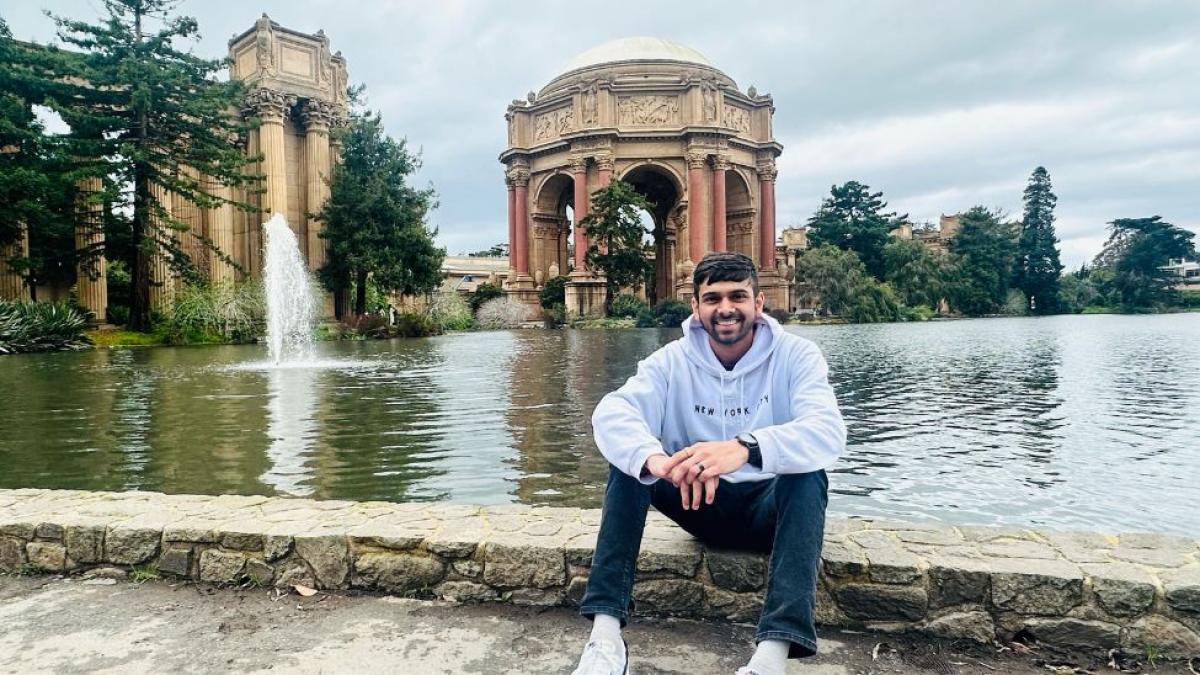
[696,462,705,472]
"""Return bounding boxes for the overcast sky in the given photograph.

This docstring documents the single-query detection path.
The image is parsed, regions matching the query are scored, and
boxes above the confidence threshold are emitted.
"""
[7,0,1199,268]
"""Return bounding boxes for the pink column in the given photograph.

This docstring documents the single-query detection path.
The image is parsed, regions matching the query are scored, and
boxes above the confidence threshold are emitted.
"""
[759,165,777,269]
[712,156,728,252]
[514,172,530,276]
[687,152,706,263]
[506,178,516,272]
[572,160,588,270]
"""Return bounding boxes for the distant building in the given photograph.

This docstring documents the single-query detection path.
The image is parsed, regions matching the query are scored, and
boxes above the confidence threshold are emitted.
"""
[440,255,510,294]
[1162,258,1200,289]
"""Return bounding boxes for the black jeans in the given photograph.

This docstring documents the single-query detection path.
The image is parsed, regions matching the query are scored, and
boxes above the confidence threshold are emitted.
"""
[579,465,829,658]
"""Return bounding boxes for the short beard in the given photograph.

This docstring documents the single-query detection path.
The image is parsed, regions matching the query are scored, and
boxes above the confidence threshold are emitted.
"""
[704,311,753,346]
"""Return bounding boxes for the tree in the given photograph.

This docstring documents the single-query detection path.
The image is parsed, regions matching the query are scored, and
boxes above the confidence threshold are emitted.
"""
[806,181,905,280]
[467,243,507,257]
[882,238,949,310]
[793,245,901,322]
[946,207,1018,316]
[580,179,653,314]
[49,0,260,330]
[316,110,442,316]
[1093,216,1196,309]
[0,19,81,298]
[1014,166,1064,313]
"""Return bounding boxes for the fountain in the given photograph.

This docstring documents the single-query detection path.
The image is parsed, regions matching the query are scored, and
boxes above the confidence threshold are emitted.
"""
[262,213,317,364]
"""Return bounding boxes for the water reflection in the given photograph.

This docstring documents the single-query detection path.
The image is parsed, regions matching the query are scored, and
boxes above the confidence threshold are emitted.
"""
[261,368,319,496]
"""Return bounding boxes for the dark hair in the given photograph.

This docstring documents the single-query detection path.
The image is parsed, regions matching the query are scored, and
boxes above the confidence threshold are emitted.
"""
[692,252,759,295]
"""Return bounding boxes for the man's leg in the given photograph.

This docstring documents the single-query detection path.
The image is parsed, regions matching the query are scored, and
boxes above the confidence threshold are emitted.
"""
[753,470,829,659]
[578,465,656,623]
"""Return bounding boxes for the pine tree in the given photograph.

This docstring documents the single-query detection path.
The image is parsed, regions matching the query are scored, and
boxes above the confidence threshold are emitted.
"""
[1094,216,1196,309]
[49,0,260,330]
[806,181,905,280]
[315,111,442,316]
[580,179,654,315]
[947,207,1019,316]
[1014,166,1064,313]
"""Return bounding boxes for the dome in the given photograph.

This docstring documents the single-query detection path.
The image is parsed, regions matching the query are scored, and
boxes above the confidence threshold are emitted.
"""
[559,37,714,74]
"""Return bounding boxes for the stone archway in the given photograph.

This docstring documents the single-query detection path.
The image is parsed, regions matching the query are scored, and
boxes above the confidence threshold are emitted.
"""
[531,172,575,285]
[620,163,682,305]
[725,168,756,260]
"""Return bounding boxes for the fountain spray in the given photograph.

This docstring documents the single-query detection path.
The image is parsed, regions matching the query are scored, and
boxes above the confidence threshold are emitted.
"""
[262,213,317,364]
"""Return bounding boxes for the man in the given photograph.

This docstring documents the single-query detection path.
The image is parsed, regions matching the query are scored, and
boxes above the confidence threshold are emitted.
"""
[573,252,846,675]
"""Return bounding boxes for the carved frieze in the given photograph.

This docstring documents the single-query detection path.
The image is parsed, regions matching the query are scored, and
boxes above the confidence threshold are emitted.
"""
[580,81,599,127]
[701,82,719,122]
[617,96,679,126]
[723,104,751,133]
[757,160,778,182]
[729,221,754,234]
[244,87,296,121]
[534,106,575,142]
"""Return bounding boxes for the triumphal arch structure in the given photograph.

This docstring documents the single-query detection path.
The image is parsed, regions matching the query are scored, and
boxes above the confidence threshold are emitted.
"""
[500,37,788,316]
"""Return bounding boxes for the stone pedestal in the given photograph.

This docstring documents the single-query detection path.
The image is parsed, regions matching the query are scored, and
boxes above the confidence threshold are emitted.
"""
[565,272,607,319]
[758,269,790,313]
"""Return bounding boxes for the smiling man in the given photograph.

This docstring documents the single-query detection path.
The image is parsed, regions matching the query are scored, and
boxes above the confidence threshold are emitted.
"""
[572,252,847,675]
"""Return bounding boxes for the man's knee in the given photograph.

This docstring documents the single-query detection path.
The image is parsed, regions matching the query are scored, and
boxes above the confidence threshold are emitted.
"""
[774,470,829,507]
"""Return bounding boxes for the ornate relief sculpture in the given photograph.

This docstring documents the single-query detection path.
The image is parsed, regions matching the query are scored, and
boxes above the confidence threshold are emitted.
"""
[701,81,718,122]
[617,96,679,126]
[723,104,751,133]
[534,107,575,142]
[581,81,599,126]
[255,14,276,76]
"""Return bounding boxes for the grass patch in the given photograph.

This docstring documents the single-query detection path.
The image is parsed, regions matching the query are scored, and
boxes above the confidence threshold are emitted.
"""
[570,317,638,329]
[86,329,164,348]
[130,565,159,584]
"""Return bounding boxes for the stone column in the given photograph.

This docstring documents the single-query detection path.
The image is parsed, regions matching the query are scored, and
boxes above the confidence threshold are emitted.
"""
[571,157,588,271]
[711,156,728,252]
[248,88,294,220]
[595,154,614,188]
[506,174,516,285]
[148,183,175,312]
[686,152,707,264]
[0,223,30,301]
[302,100,333,273]
[513,169,531,278]
[74,177,107,322]
[758,162,777,268]
[207,175,236,283]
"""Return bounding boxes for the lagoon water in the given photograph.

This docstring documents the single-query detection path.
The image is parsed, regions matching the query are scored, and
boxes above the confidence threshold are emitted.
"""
[1,314,1197,536]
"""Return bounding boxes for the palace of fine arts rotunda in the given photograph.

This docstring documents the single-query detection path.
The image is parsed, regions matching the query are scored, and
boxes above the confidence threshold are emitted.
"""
[499,37,789,316]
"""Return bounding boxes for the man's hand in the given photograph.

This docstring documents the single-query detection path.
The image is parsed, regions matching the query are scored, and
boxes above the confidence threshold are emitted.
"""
[660,440,750,509]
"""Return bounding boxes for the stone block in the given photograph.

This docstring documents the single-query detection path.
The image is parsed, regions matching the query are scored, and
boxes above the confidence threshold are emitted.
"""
[822,541,866,578]
[274,562,315,589]
[847,530,898,550]
[704,587,763,622]
[199,549,246,583]
[892,529,963,546]
[1022,618,1120,649]
[353,552,445,592]
[245,559,274,586]
[1162,566,1200,614]
[264,535,292,562]
[637,542,701,578]
[706,550,766,591]
[989,559,1083,615]
[64,524,104,564]
[922,611,995,643]
[482,542,565,589]
[452,559,483,579]
[927,556,991,609]
[435,580,496,603]
[0,536,27,571]
[294,534,350,588]
[35,523,64,540]
[1125,615,1200,658]
[865,547,923,584]
[426,529,483,558]
[632,579,705,615]
[162,523,218,544]
[565,576,588,607]
[26,542,67,572]
[508,587,564,607]
[104,526,160,565]
[835,583,928,622]
[219,527,265,552]
[157,547,194,577]
[980,540,1060,560]
[1080,563,1156,617]
[1110,547,1190,568]
[0,517,37,540]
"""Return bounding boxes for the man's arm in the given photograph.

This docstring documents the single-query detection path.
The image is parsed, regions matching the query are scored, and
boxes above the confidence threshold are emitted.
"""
[591,350,671,484]
[751,341,846,475]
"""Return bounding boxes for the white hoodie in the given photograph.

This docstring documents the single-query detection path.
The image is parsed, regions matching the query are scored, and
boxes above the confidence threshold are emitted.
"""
[591,313,846,484]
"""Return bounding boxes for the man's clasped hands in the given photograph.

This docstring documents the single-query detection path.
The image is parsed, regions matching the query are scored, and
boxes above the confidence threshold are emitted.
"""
[644,440,751,511]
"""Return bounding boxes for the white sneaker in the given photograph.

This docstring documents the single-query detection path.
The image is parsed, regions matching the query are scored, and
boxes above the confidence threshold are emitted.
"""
[571,638,628,675]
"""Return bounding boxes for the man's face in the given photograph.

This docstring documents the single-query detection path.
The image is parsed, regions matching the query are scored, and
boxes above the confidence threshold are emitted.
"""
[690,278,764,346]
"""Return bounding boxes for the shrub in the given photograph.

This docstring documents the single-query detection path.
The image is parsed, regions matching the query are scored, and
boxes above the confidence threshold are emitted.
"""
[539,275,568,309]
[393,312,441,338]
[767,308,790,324]
[846,280,903,323]
[634,307,657,327]
[609,293,647,319]
[468,282,504,314]
[159,281,266,345]
[653,298,691,327]
[542,303,566,327]
[0,300,92,354]
[427,292,474,331]
[476,296,532,329]
[340,313,390,339]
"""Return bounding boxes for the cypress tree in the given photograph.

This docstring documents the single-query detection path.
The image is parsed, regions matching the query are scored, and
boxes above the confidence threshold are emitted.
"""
[1014,166,1064,313]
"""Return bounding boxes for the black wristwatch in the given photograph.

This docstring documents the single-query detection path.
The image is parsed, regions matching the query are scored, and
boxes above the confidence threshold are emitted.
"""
[736,432,762,468]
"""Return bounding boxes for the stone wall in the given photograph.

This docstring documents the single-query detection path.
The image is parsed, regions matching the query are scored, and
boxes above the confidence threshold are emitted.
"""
[1,489,1197,657]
